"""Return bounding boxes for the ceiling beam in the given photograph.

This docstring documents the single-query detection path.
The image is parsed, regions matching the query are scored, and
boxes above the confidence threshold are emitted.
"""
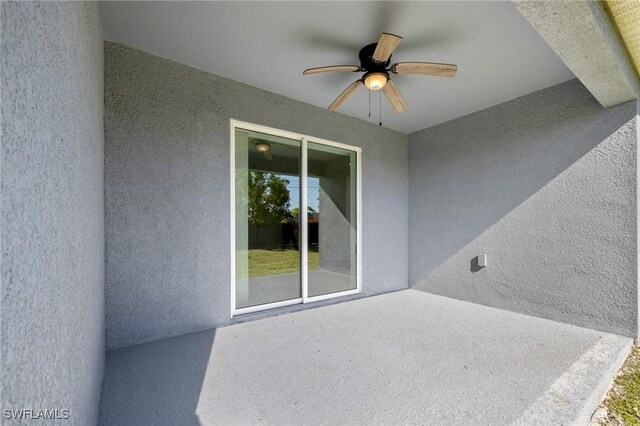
[514,0,639,107]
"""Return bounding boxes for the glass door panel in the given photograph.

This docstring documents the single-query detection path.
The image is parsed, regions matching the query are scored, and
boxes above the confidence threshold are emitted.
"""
[306,142,358,298]
[235,128,302,309]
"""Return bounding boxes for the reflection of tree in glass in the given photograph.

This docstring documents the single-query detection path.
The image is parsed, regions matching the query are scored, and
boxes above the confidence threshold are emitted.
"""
[248,171,291,224]
[290,206,318,219]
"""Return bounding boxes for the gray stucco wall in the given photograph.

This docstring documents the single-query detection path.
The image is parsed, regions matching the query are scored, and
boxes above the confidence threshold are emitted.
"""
[409,79,638,338]
[104,42,408,350]
[1,2,105,424]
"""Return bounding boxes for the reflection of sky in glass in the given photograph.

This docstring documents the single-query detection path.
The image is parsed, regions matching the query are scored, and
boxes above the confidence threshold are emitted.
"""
[286,176,319,211]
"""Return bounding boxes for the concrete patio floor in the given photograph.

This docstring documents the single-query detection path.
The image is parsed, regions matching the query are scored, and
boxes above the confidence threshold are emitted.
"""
[98,290,632,425]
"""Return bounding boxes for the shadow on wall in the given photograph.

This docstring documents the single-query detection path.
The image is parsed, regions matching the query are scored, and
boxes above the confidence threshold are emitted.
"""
[98,329,215,426]
[409,79,637,336]
[410,80,634,279]
[470,256,484,273]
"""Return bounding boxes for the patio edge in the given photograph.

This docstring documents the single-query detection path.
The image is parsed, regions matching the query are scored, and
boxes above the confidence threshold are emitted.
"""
[514,334,633,426]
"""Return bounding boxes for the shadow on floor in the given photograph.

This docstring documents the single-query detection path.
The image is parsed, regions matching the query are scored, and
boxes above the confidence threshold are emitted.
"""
[99,329,215,426]
[98,290,631,425]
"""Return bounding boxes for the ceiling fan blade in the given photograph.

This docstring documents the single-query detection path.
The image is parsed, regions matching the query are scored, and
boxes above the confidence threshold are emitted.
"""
[372,33,403,63]
[391,62,457,78]
[382,80,408,112]
[264,151,273,161]
[329,80,362,111]
[303,65,361,75]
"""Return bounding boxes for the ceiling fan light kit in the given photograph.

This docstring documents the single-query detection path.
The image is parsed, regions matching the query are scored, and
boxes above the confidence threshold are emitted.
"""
[303,32,458,117]
[363,72,388,91]
[251,140,273,160]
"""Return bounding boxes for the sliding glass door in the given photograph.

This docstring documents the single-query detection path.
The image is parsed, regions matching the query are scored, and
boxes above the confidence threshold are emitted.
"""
[232,122,361,315]
[234,128,302,310]
[306,142,358,299]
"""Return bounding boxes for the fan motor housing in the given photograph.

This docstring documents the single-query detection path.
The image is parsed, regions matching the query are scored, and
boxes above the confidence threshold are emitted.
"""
[359,43,391,73]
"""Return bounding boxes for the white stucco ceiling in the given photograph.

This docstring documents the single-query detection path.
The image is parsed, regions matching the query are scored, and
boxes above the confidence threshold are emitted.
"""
[100,1,575,133]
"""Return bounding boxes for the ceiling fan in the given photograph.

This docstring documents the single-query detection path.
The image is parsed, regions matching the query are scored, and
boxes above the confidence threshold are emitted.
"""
[303,33,457,113]
[252,139,273,160]
[251,138,300,161]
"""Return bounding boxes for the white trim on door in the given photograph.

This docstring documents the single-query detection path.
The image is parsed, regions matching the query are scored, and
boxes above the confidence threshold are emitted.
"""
[230,119,363,317]
[301,137,309,302]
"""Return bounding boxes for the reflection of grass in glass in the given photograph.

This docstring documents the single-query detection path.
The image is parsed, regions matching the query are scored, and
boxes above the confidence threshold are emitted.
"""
[236,249,319,278]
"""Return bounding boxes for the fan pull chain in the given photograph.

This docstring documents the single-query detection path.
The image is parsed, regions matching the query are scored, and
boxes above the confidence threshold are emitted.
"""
[379,91,382,127]
[368,88,371,118]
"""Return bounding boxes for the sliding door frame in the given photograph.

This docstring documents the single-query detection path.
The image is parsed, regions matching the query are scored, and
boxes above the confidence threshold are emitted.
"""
[230,119,362,317]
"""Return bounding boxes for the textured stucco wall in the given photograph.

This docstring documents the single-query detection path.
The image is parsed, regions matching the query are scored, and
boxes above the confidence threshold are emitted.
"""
[1,2,105,424]
[409,79,638,338]
[104,42,408,349]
